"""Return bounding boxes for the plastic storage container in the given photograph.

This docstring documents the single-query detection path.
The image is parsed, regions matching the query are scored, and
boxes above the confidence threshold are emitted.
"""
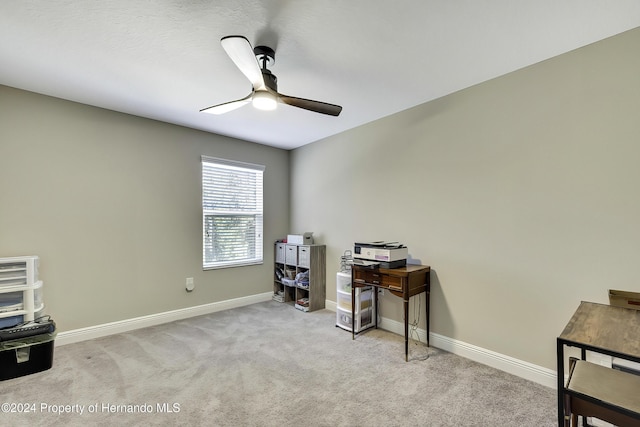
[337,271,352,293]
[336,271,375,333]
[0,257,44,328]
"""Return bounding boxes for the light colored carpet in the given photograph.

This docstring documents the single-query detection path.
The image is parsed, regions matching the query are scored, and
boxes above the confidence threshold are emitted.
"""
[0,301,556,426]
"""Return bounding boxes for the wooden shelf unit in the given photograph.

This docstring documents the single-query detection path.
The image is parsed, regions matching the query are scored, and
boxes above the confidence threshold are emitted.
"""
[273,243,326,312]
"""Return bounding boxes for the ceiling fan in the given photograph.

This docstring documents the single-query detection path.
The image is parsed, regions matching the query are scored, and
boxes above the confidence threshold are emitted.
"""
[200,36,342,116]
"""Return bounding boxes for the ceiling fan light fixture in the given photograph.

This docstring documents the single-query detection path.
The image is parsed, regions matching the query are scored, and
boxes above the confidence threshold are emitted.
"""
[252,90,277,111]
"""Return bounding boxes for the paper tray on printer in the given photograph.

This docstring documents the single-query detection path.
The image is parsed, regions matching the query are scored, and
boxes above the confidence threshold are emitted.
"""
[352,259,380,268]
[354,241,404,248]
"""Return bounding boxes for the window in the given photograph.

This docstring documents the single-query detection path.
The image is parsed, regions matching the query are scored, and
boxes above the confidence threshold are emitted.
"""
[201,156,264,269]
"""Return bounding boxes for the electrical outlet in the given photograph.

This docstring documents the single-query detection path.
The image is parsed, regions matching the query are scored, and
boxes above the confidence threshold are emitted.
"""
[186,277,194,292]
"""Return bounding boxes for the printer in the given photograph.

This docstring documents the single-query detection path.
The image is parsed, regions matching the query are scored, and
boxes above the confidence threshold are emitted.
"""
[354,241,408,269]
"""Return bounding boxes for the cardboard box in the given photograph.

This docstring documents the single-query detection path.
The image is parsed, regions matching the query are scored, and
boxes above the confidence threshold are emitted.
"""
[608,289,640,311]
[0,333,55,380]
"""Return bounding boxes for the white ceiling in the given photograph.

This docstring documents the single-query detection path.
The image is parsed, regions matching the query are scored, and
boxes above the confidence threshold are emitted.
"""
[2,1,639,150]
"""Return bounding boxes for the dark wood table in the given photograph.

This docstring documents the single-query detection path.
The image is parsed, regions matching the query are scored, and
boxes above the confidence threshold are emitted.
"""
[557,301,640,426]
[351,264,431,361]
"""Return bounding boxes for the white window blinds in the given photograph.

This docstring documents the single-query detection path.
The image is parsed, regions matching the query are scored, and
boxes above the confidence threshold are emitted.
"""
[202,156,264,269]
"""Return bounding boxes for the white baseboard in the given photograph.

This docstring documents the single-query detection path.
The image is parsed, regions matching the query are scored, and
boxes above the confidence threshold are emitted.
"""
[429,331,556,389]
[324,300,556,388]
[56,292,273,346]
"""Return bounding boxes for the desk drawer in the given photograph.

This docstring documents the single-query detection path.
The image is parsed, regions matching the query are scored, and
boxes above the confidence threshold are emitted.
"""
[353,269,404,291]
[353,269,381,286]
[381,275,403,291]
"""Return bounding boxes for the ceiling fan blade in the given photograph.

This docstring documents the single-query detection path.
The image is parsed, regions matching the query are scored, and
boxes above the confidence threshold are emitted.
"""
[200,94,252,115]
[221,36,266,91]
[279,94,342,116]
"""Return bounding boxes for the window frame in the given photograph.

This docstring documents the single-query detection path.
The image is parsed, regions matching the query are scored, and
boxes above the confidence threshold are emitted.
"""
[201,156,265,270]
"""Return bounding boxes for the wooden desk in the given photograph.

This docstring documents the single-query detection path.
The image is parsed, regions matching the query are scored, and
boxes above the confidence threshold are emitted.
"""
[351,264,431,361]
[557,301,640,426]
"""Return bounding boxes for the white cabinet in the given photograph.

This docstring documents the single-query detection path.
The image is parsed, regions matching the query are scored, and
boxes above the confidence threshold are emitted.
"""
[273,243,326,312]
[0,256,45,328]
[336,271,375,333]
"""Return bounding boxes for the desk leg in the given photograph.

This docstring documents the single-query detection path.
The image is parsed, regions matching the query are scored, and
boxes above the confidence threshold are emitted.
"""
[351,285,355,341]
[404,297,409,362]
[374,286,378,330]
[557,339,565,427]
[426,287,430,347]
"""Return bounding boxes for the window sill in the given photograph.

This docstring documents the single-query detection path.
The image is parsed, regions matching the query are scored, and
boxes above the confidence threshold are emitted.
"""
[203,260,263,270]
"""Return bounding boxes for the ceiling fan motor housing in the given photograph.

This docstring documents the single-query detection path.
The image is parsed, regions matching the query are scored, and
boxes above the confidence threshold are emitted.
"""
[254,45,277,92]
[261,69,278,92]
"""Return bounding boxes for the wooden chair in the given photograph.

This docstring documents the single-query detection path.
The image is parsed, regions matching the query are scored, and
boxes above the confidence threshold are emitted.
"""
[563,358,640,426]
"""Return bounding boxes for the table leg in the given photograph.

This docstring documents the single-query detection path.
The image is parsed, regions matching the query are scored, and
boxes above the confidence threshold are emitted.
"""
[557,338,565,427]
[404,297,409,362]
[374,286,379,329]
[351,285,355,341]
[426,288,430,347]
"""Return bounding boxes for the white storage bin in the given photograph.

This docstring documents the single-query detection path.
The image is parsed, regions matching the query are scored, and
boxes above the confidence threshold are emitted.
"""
[337,307,372,332]
[285,245,298,265]
[0,263,28,287]
[337,287,373,311]
[337,271,352,293]
[0,291,23,310]
[298,246,311,268]
[0,256,44,324]
[275,243,286,264]
[337,292,352,311]
[336,308,353,330]
[336,270,375,334]
[0,256,38,287]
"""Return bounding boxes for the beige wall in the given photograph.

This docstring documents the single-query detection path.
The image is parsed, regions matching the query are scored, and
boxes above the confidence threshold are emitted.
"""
[290,27,640,370]
[0,86,290,331]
